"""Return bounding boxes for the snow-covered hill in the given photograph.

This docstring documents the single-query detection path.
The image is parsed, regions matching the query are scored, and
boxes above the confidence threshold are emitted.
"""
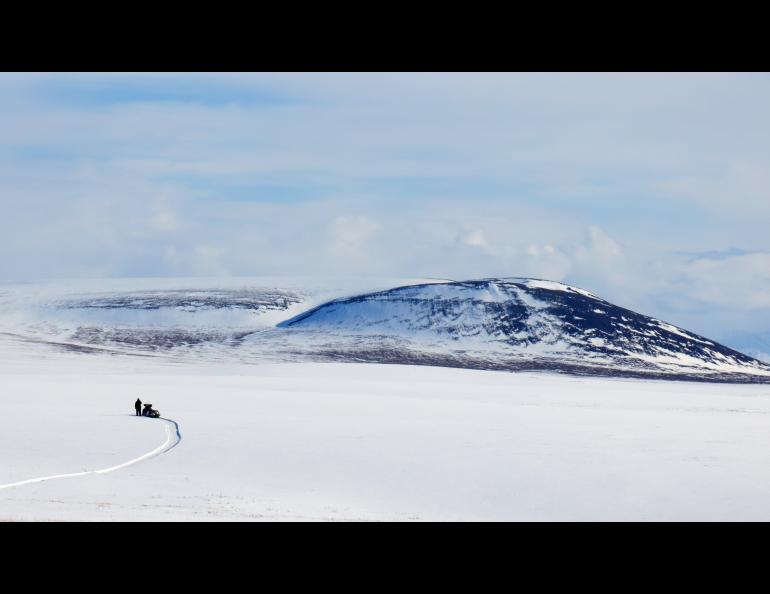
[277,278,770,382]
[0,276,441,357]
[1,276,767,382]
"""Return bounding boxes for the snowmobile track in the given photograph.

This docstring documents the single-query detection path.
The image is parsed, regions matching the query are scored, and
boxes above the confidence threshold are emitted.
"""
[0,416,182,492]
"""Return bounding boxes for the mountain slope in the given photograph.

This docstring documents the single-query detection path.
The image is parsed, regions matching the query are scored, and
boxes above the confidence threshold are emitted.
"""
[278,278,770,381]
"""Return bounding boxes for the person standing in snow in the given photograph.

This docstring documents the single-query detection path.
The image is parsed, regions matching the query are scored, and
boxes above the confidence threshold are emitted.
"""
[135,398,142,416]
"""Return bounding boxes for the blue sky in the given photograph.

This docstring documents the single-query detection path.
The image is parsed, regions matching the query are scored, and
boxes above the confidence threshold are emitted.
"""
[1,72,769,351]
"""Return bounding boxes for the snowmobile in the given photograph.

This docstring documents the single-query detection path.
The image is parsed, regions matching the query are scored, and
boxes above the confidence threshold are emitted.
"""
[142,403,161,418]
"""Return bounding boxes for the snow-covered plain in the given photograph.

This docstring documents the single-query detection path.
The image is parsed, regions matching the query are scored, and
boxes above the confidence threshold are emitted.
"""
[3,345,770,521]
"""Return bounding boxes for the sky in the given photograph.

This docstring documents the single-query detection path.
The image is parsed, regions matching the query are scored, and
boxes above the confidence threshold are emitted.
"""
[1,72,769,354]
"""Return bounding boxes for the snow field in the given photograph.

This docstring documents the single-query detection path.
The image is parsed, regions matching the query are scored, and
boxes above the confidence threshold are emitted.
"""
[3,360,770,521]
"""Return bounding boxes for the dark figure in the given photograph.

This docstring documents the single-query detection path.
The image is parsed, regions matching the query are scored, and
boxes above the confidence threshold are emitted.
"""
[142,403,159,418]
[135,398,142,416]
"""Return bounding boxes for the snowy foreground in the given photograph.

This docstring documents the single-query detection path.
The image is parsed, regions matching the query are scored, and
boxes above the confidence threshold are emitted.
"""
[3,351,770,521]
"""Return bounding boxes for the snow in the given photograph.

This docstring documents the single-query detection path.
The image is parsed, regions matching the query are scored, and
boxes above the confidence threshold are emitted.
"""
[0,276,444,337]
[3,276,770,521]
[1,276,768,380]
[521,279,600,300]
[655,320,714,345]
[0,418,179,491]
[4,352,770,521]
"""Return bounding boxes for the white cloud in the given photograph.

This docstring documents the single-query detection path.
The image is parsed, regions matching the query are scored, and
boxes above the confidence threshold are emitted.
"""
[585,226,622,260]
[679,252,770,310]
[462,229,489,249]
[567,225,626,290]
[328,215,379,252]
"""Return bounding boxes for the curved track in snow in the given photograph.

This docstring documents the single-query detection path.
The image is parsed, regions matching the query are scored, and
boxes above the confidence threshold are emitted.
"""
[0,417,181,492]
